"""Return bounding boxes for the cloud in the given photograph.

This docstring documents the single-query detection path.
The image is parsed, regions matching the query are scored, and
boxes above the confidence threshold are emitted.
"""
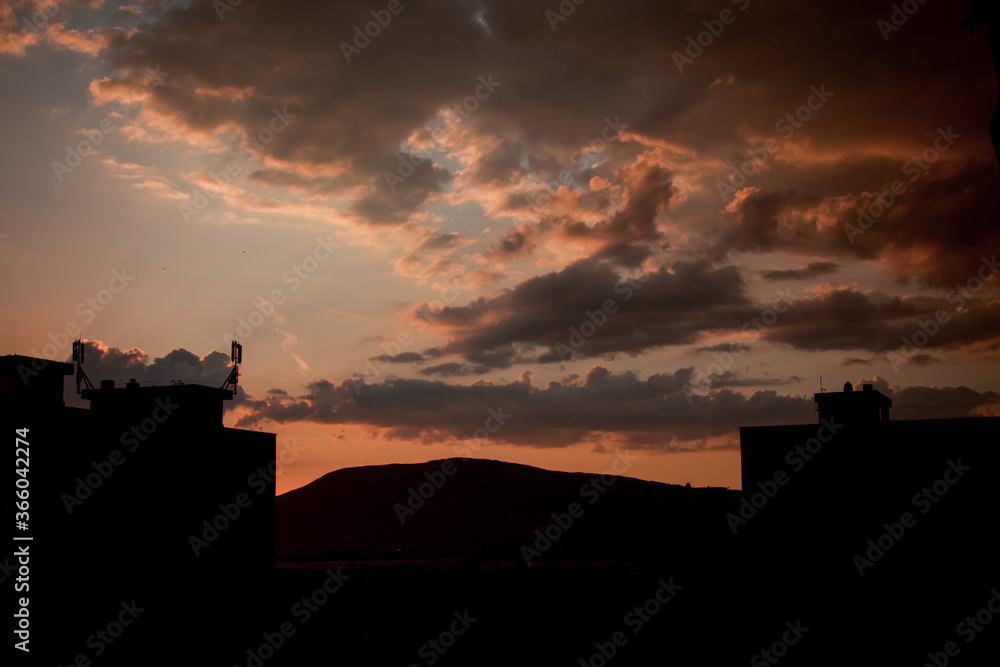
[410,256,756,368]
[235,366,1000,448]
[852,376,1000,420]
[760,262,838,281]
[760,288,1000,354]
[369,352,425,364]
[235,365,816,450]
[71,340,234,388]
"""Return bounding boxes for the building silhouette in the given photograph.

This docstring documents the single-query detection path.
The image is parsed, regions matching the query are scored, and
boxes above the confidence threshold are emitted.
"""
[736,381,1000,664]
[2,350,275,664]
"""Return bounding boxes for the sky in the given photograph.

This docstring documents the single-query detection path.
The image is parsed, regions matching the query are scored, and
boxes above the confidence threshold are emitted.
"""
[2,0,999,494]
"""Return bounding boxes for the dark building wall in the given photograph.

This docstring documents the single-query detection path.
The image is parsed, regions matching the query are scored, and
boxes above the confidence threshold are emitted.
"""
[2,354,276,664]
[736,415,1000,664]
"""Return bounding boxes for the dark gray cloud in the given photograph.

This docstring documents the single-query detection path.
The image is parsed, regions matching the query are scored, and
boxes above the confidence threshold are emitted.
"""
[73,340,232,386]
[411,256,756,368]
[854,376,1000,420]
[761,289,1000,353]
[235,366,1000,448]
[236,365,817,449]
[760,262,838,282]
[369,352,425,364]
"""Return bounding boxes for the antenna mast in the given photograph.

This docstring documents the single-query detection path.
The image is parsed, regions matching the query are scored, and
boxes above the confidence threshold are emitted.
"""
[221,341,242,394]
[72,340,95,394]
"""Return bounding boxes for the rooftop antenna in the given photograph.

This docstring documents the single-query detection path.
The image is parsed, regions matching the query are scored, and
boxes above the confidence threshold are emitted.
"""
[819,375,825,393]
[72,339,95,394]
[221,341,242,394]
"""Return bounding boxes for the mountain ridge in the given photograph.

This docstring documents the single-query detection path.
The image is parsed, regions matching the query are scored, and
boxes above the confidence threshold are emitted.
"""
[276,456,738,562]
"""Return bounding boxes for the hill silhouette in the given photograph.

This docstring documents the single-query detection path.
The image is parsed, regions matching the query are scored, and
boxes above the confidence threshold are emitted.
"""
[277,457,738,563]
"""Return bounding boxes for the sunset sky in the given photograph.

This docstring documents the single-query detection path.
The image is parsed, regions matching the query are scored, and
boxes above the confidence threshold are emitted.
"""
[2,0,999,493]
